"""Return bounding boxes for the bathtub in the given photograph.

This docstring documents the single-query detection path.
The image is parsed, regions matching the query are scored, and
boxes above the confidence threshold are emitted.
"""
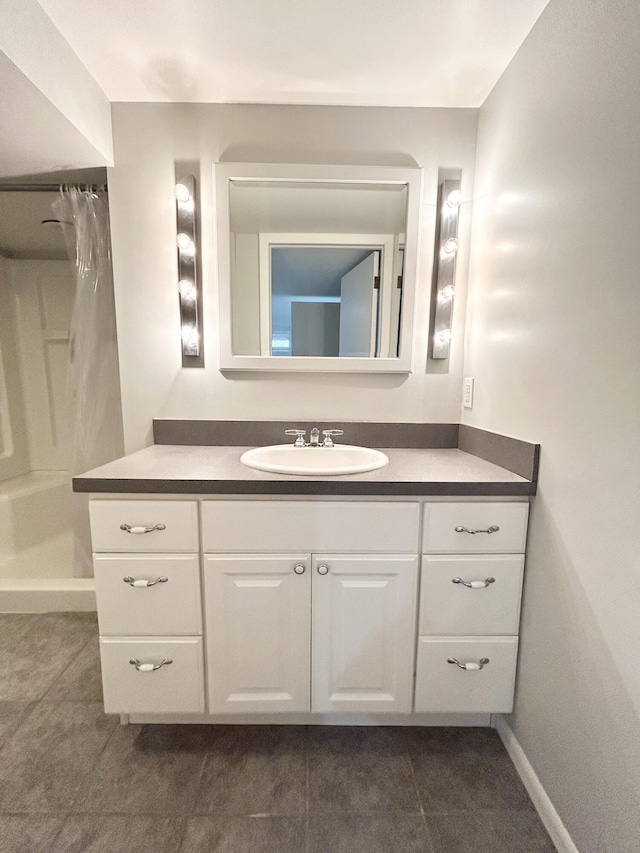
[0,471,95,612]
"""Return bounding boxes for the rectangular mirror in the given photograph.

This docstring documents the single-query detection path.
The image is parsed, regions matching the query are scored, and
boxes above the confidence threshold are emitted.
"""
[215,163,423,372]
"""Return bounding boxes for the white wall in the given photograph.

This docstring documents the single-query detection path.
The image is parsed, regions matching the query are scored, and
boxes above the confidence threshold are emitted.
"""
[108,104,478,451]
[465,1,640,850]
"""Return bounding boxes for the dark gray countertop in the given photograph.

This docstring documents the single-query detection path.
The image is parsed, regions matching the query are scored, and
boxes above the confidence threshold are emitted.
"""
[72,444,536,496]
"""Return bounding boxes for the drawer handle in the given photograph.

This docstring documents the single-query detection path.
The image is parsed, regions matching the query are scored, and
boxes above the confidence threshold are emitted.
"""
[317,564,329,575]
[129,658,173,672]
[448,657,490,671]
[120,523,167,535]
[455,525,500,535]
[293,564,306,575]
[452,576,495,589]
[123,576,169,588]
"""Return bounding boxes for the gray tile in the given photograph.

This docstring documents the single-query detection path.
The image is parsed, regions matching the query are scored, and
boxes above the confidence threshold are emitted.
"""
[403,726,505,759]
[0,815,65,852]
[180,816,305,853]
[426,811,556,853]
[0,614,40,641]
[194,725,307,816]
[308,726,420,813]
[73,724,211,815]
[0,612,98,701]
[42,637,103,703]
[0,701,34,747]
[308,813,433,853]
[406,727,534,813]
[0,701,117,812]
[51,815,186,853]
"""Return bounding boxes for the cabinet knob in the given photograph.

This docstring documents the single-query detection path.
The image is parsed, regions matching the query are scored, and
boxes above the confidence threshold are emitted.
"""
[293,564,306,575]
[317,564,329,575]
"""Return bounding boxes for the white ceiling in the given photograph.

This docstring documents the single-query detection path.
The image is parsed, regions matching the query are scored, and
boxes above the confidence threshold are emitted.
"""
[35,0,551,107]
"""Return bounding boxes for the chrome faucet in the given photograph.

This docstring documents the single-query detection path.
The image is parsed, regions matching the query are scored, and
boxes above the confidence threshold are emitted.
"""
[285,427,344,447]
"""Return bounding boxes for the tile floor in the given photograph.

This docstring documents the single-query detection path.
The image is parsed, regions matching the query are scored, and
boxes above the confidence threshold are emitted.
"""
[0,613,556,852]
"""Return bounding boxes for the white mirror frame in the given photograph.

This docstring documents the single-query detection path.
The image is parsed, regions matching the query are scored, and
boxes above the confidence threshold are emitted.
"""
[214,162,423,373]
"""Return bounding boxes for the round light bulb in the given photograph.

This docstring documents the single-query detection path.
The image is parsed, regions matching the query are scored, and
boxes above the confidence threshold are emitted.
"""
[175,183,191,203]
[446,189,462,207]
[176,233,193,251]
[181,325,198,345]
[178,280,196,300]
[438,329,452,344]
[443,237,459,255]
[440,285,456,300]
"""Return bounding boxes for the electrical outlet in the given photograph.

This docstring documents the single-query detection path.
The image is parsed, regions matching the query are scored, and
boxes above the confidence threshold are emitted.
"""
[463,377,474,409]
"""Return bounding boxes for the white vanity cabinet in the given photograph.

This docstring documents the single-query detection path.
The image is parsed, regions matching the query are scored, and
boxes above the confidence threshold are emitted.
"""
[201,500,420,715]
[415,501,529,714]
[89,495,529,721]
[89,499,205,715]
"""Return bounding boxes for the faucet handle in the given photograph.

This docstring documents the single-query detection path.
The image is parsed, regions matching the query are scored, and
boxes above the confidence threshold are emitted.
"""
[322,429,344,448]
[285,429,306,447]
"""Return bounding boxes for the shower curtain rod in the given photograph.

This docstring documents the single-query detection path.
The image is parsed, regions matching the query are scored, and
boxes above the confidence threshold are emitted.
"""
[0,183,107,193]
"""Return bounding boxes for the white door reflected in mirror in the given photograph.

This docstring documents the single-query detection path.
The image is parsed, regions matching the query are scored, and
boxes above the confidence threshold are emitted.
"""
[215,163,423,373]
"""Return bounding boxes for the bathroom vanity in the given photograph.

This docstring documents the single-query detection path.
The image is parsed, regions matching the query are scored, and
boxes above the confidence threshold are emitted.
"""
[74,422,538,726]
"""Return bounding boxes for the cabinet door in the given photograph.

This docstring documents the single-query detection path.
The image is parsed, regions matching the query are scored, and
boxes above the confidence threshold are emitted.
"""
[204,554,311,713]
[311,554,418,714]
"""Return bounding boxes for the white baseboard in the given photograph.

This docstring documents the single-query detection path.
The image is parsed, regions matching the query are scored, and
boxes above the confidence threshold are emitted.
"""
[495,715,579,853]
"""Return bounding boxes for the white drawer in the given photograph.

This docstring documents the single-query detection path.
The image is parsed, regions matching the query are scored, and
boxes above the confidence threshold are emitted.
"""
[202,501,420,553]
[423,502,529,553]
[414,636,518,714]
[94,553,202,636]
[90,500,199,552]
[419,554,524,636]
[99,636,205,714]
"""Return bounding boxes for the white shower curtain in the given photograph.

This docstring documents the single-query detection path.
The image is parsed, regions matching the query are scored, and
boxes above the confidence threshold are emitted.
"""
[53,186,124,577]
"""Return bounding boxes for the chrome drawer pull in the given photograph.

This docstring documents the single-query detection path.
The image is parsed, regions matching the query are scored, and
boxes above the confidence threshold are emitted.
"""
[129,658,173,672]
[123,576,169,588]
[448,657,490,671]
[455,525,500,535]
[452,576,495,589]
[120,523,167,535]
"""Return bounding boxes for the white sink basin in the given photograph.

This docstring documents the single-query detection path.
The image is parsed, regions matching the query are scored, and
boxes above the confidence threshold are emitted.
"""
[240,444,389,476]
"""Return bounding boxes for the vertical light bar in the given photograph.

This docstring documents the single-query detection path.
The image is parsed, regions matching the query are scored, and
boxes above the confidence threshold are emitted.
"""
[175,175,200,360]
[430,178,461,359]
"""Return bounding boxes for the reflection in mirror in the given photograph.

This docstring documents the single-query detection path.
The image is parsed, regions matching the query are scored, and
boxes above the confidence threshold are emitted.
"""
[229,181,407,359]
[216,164,423,373]
[271,246,373,357]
